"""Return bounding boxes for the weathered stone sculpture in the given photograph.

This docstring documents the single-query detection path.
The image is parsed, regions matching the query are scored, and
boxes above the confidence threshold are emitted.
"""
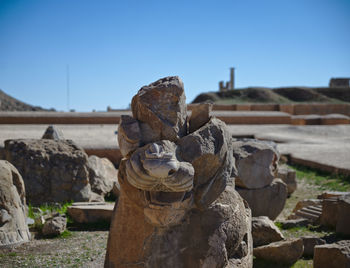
[0,160,31,247]
[105,76,252,267]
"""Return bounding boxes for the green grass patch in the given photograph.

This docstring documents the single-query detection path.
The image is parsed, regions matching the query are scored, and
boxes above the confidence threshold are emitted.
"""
[28,201,73,220]
[57,230,72,239]
[288,164,350,192]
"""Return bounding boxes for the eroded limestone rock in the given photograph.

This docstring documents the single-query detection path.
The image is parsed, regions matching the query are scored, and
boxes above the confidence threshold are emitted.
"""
[0,160,30,247]
[105,77,252,268]
[236,178,288,220]
[252,216,284,247]
[42,125,65,140]
[88,155,119,198]
[232,139,279,189]
[4,139,100,205]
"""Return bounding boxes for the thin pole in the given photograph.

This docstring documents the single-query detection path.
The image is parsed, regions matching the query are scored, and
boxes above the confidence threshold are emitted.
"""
[66,64,70,111]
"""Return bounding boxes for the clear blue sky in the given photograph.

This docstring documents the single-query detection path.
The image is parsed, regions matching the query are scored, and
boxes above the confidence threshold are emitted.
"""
[1,0,349,111]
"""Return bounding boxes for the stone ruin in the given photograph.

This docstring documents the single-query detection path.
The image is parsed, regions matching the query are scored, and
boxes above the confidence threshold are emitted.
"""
[4,130,119,206]
[105,76,253,267]
[0,160,30,247]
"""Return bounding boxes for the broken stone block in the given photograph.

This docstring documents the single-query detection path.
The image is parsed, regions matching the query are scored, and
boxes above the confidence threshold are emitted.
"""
[188,103,212,133]
[252,216,284,247]
[42,214,67,236]
[87,155,119,198]
[117,115,141,157]
[301,236,326,257]
[314,240,350,268]
[237,178,288,220]
[253,238,304,265]
[131,76,187,142]
[0,160,31,246]
[335,194,350,236]
[277,165,297,195]
[67,202,114,224]
[41,125,65,140]
[178,117,234,209]
[233,139,279,189]
[4,139,102,205]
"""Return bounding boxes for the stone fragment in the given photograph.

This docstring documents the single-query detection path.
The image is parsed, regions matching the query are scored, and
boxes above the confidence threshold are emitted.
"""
[4,139,96,205]
[253,238,304,265]
[232,139,279,189]
[87,155,119,198]
[117,115,141,157]
[41,125,65,140]
[277,165,297,195]
[301,236,326,257]
[131,76,187,142]
[237,178,288,220]
[0,160,31,246]
[318,191,350,200]
[314,240,350,268]
[252,216,284,247]
[320,198,338,228]
[335,194,350,236]
[42,215,67,236]
[178,117,234,209]
[188,103,212,133]
[67,202,114,223]
[292,199,323,213]
[278,218,310,229]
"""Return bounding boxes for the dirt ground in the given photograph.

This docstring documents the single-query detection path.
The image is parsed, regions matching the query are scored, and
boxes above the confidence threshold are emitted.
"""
[0,231,108,267]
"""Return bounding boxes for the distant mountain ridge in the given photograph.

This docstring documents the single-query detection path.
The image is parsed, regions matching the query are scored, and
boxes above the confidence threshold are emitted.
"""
[0,89,54,111]
[192,87,350,104]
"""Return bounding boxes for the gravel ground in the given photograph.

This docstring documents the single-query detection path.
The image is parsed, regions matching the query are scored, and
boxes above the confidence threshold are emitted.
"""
[0,231,108,268]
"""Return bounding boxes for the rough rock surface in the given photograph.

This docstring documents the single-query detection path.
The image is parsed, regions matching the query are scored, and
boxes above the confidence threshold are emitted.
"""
[301,236,326,257]
[237,179,288,220]
[42,214,67,236]
[41,125,65,140]
[131,76,187,143]
[4,139,99,205]
[314,240,350,268]
[253,238,304,265]
[188,103,212,133]
[233,139,279,189]
[335,194,350,236]
[105,77,253,268]
[87,155,119,198]
[67,202,114,223]
[0,160,31,247]
[277,165,297,195]
[252,216,284,247]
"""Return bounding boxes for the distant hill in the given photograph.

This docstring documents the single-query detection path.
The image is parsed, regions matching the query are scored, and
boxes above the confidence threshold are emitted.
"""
[192,87,350,104]
[0,89,54,111]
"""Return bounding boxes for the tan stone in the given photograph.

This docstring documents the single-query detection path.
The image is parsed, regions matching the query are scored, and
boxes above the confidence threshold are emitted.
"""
[233,139,279,189]
[252,216,284,247]
[314,240,350,268]
[67,202,114,223]
[188,103,212,133]
[236,178,287,220]
[0,160,30,246]
[131,76,187,142]
[253,238,304,265]
[277,165,297,195]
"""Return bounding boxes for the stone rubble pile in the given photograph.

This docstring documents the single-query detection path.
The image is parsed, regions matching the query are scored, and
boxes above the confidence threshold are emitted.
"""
[233,139,289,220]
[4,126,119,206]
